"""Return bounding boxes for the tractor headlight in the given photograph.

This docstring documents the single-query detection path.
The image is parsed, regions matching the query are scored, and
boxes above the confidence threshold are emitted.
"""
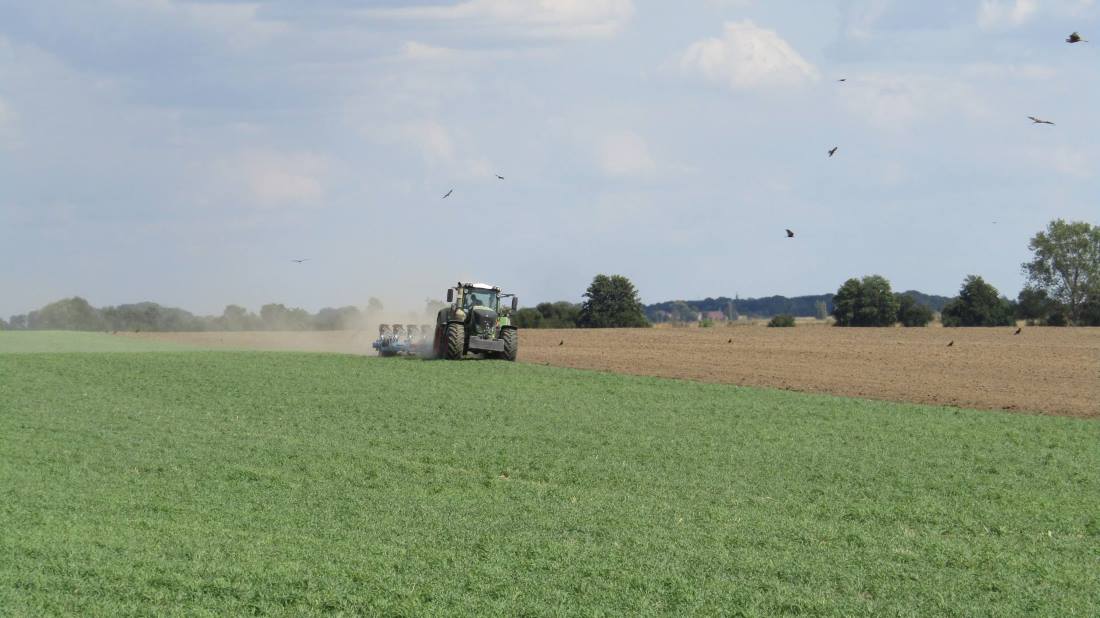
[454,309,466,321]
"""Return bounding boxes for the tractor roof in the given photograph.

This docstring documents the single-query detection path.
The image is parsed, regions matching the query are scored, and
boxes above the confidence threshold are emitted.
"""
[463,282,500,291]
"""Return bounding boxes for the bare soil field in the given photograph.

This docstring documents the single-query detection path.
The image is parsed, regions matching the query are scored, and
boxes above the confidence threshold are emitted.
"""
[121,325,1100,418]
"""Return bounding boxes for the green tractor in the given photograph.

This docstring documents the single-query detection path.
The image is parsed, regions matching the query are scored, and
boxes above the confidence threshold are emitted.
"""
[433,282,519,361]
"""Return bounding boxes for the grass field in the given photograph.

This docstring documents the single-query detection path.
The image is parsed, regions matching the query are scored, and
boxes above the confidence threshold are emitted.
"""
[0,331,197,353]
[2,335,1098,615]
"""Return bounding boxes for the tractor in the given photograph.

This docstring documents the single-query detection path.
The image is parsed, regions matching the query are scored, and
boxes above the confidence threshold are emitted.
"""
[433,282,518,361]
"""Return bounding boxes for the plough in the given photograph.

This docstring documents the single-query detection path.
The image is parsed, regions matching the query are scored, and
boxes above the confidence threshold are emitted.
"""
[372,323,434,357]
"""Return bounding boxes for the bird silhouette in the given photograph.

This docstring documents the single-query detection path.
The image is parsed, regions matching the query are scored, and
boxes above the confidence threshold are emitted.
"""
[786,229,795,238]
[496,174,504,180]
[559,340,564,346]
[837,78,847,82]
[1028,116,1055,125]
[1014,327,1022,335]
[291,258,309,263]
[442,189,453,199]
[947,341,954,347]
[1066,32,1088,43]
[828,146,838,157]
[727,338,732,343]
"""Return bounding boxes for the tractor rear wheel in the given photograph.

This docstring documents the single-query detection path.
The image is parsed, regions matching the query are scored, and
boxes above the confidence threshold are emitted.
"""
[500,327,518,361]
[444,323,465,360]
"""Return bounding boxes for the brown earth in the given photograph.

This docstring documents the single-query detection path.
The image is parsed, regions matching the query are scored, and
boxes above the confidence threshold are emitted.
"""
[122,325,1100,418]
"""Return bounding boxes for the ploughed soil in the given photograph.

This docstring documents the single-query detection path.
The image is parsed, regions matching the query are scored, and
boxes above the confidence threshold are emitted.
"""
[122,325,1100,418]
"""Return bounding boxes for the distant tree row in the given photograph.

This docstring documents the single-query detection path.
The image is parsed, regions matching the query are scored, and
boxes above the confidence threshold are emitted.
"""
[2,297,401,332]
[514,274,649,329]
[830,219,1100,327]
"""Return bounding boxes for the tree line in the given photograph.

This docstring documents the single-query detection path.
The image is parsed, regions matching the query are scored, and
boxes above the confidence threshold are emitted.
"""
[1,297,399,333]
[831,219,1100,327]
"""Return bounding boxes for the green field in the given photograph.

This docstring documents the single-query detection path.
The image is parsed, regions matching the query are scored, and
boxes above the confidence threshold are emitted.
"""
[0,331,197,353]
[1,336,1098,615]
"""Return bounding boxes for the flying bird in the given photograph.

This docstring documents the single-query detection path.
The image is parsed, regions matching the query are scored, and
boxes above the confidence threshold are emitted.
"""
[786,229,795,238]
[1014,327,1022,335]
[291,258,309,263]
[947,340,954,347]
[1066,32,1088,43]
[1028,116,1055,125]
[837,78,847,82]
[828,146,838,157]
[442,189,453,199]
[496,174,504,180]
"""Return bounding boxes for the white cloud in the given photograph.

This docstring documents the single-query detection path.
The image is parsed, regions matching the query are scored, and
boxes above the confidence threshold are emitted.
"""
[368,0,634,38]
[597,131,656,177]
[677,20,818,90]
[977,0,1038,29]
[223,150,331,207]
[363,119,492,179]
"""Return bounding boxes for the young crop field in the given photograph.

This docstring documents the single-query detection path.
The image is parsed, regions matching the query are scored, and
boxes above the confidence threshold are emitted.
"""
[1,337,1098,615]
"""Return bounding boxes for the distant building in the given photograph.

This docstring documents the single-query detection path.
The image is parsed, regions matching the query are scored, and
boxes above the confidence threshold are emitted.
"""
[700,310,727,322]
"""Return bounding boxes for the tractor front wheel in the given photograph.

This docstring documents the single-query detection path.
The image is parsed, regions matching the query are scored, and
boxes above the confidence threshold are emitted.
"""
[444,323,465,360]
[500,327,518,361]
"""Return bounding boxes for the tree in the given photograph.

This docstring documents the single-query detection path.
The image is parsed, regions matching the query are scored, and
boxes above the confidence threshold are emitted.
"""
[578,274,649,328]
[314,306,363,330]
[831,275,899,326]
[260,303,311,330]
[1022,219,1100,325]
[768,314,795,327]
[27,297,105,330]
[1016,288,1053,325]
[0,317,7,330]
[814,300,829,321]
[941,276,1015,327]
[8,314,27,330]
[216,305,260,331]
[895,293,933,327]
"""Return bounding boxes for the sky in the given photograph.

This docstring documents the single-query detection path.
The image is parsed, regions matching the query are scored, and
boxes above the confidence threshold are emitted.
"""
[1,0,1098,317]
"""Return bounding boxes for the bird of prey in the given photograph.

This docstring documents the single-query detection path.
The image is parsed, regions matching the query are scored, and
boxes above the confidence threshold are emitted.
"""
[442,189,453,199]
[1014,327,1022,335]
[1028,116,1055,125]
[828,146,838,157]
[786,229,795,238]
[837,78,847,82]
[1066,32,1088,43]
[496,174,504,180]
[947,340,954,347]
[291,258,309,263]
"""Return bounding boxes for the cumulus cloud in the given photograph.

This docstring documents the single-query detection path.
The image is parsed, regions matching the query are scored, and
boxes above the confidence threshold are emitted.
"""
[677,21,818,90]
[977,0,1038,29]
[368,0,634,38]
[597,131,656,177]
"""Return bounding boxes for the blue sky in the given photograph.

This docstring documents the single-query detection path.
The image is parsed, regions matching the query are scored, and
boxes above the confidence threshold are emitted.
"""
[1,0,1098,317]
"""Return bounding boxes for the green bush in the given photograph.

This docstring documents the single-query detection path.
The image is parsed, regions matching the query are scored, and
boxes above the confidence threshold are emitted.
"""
[832,275,899,327]
[941,276,1016,327]
[767,314,795,327]
[896,293,933,327]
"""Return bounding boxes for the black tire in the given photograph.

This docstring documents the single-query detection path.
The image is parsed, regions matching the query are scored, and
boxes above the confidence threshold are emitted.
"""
[444,323,465,360]
[500,327,518,361]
